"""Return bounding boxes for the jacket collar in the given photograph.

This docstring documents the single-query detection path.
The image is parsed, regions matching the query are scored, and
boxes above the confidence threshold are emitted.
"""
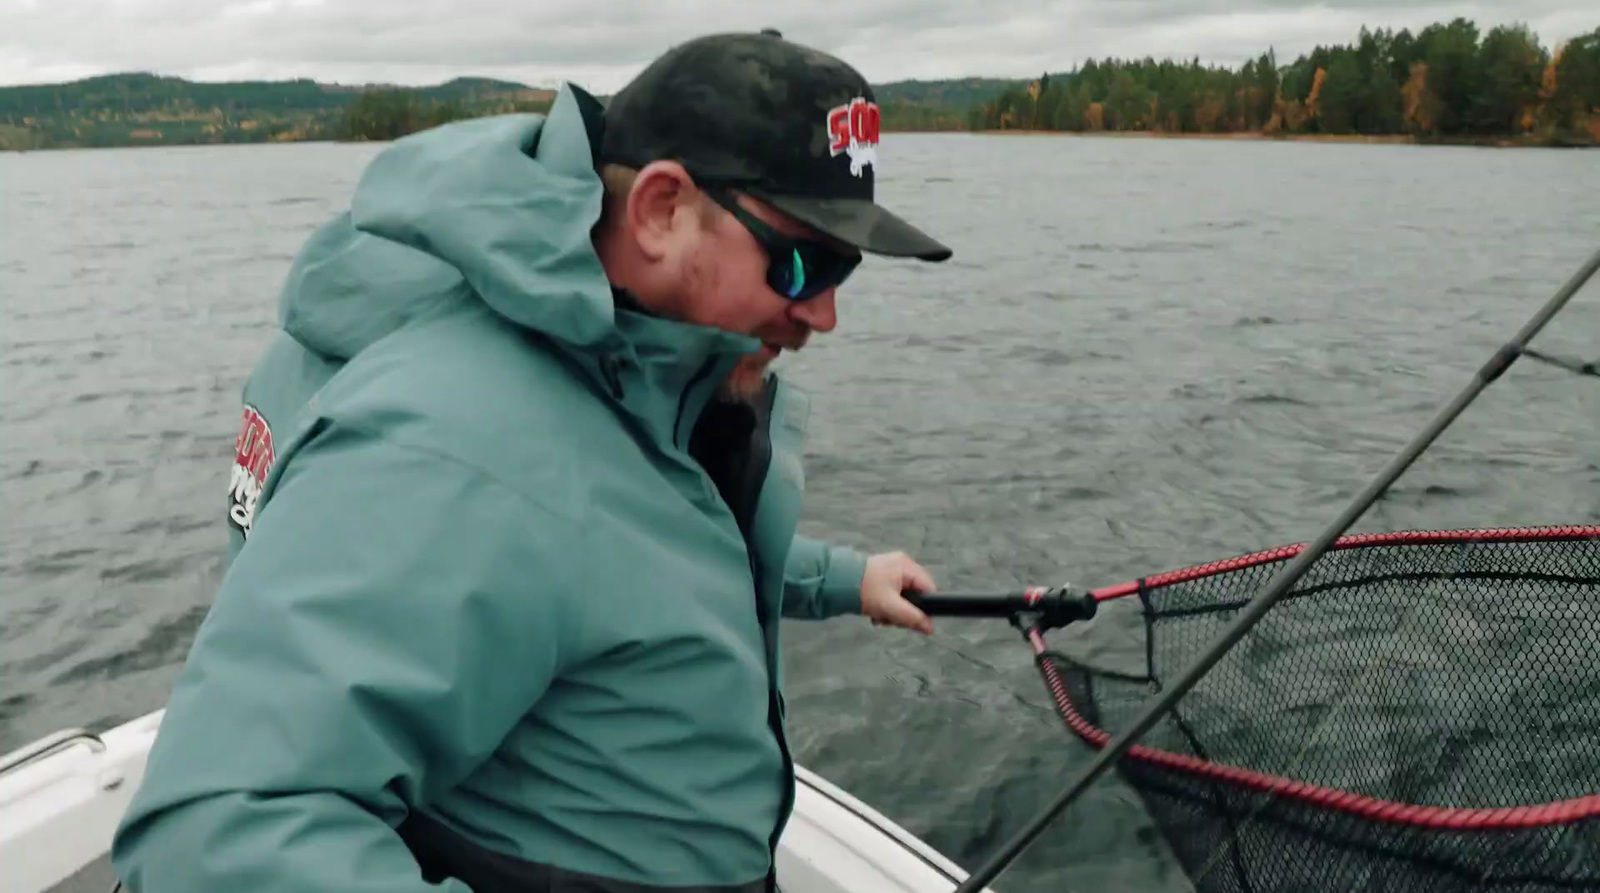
[556,89,761,451]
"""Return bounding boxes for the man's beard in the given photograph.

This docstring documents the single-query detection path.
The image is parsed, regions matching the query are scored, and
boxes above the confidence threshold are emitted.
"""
[718,352,773,403]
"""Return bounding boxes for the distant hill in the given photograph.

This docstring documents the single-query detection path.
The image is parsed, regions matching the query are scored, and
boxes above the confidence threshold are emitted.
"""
[873,77,1024,107]
[871,77,1026,131]
[0,71,1007,150]
[0,72,563,149]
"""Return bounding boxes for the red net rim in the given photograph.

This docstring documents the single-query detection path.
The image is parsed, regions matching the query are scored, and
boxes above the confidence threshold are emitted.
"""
[1089,526,1600,601]
[1051,525,1600,830]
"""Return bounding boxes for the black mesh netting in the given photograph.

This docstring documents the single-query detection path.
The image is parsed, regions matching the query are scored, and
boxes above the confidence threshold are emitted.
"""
[1047,528,1600,893]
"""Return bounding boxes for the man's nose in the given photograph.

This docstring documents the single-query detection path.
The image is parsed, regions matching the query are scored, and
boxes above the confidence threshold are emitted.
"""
[789,288,837,333]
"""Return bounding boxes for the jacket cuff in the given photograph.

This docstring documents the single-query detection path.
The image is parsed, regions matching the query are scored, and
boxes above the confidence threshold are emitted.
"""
[817,545,869,617]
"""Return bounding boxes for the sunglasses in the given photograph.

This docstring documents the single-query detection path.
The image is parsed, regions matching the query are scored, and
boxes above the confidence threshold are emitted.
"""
[704,188,862,302]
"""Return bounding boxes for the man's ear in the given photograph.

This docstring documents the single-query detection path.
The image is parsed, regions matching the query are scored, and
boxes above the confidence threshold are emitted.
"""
[626,160,701,261]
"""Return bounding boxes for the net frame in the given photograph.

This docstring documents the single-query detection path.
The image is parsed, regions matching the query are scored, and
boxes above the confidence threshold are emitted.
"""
[1036,525,1600,890]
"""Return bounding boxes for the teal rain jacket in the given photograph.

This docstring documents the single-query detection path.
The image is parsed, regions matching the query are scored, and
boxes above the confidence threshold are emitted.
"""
[109,84,872,893]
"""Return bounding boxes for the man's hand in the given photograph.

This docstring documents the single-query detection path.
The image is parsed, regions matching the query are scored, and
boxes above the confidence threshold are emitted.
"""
[860,551,937,635]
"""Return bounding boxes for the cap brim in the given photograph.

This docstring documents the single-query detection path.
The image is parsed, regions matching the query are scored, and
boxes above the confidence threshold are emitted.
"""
[753,193,952,262]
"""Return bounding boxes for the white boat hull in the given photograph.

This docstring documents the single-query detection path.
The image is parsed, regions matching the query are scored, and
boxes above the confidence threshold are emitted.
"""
[0,711,992,893]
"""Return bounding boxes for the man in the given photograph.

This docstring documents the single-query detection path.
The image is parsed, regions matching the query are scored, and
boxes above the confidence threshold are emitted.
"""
[111,29,953,893]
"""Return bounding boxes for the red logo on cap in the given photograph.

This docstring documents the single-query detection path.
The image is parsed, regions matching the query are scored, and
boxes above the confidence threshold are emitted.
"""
[826,97,879,177]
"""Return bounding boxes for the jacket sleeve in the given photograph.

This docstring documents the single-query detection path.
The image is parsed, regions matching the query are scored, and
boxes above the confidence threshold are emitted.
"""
[780,534,868,620]
[110,420,582,893]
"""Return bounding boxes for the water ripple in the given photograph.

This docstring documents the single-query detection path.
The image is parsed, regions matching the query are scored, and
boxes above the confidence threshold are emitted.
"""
[3,135,1598,893]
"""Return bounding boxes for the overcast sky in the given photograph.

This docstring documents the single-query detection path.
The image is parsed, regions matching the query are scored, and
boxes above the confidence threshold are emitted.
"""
[0,0,1593,91]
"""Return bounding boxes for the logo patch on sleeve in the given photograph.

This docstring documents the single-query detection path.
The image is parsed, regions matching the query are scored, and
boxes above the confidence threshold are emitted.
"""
[228,404,276,537]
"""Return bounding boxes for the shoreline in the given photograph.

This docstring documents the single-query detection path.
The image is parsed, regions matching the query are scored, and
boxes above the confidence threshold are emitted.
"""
[894,128,1592,149]
[5,127,1591,154]
[981,129,1411,144]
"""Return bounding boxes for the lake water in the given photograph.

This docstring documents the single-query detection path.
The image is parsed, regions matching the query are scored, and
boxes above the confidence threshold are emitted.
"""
[2,132,1598,893]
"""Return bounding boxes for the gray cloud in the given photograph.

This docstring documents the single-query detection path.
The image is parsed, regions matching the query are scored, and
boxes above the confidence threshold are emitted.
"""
[0,0,1592,90]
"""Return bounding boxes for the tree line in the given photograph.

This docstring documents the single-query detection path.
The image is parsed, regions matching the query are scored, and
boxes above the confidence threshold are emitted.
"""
[339,87,557,141]
[0,74,555,150]
[972,19,1600,145]
[5,21,1596,151]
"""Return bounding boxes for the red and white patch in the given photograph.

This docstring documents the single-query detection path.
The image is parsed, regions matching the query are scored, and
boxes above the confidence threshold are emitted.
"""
[826,97,880,177]
[228,404,275,536]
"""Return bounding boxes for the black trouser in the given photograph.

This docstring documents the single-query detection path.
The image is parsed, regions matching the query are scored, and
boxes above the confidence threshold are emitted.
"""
[398,811,771,893]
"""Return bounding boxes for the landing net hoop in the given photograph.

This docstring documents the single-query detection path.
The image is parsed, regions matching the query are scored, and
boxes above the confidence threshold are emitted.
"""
[1037,525,1600,892]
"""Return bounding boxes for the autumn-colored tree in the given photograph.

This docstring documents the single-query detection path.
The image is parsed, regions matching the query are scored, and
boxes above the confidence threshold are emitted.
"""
[1401,62,1442,134]
[1194,93,1227,132]
[1305,67,1329,121]
[1083,102,1105,131]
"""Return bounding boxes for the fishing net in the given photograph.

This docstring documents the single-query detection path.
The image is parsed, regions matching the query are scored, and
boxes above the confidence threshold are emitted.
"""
[1040,526,1600,893]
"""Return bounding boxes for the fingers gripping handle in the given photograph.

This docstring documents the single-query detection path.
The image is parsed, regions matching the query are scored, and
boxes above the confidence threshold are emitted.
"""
[902,586,1098,630]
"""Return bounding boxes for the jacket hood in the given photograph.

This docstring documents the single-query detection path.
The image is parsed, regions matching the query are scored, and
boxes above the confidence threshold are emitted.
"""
[275,83,758,376]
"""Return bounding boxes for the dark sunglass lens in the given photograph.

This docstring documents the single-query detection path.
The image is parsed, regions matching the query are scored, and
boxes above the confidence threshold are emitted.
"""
[787,244,858,299]
[764,249,803,298]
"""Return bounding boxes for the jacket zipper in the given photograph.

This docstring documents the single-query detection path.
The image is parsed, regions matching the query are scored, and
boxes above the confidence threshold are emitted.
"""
[679,363,793,885]
[671,355,721,450]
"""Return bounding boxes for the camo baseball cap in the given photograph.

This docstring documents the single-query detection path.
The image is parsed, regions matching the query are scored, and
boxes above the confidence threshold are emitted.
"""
[599,30,952,262]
